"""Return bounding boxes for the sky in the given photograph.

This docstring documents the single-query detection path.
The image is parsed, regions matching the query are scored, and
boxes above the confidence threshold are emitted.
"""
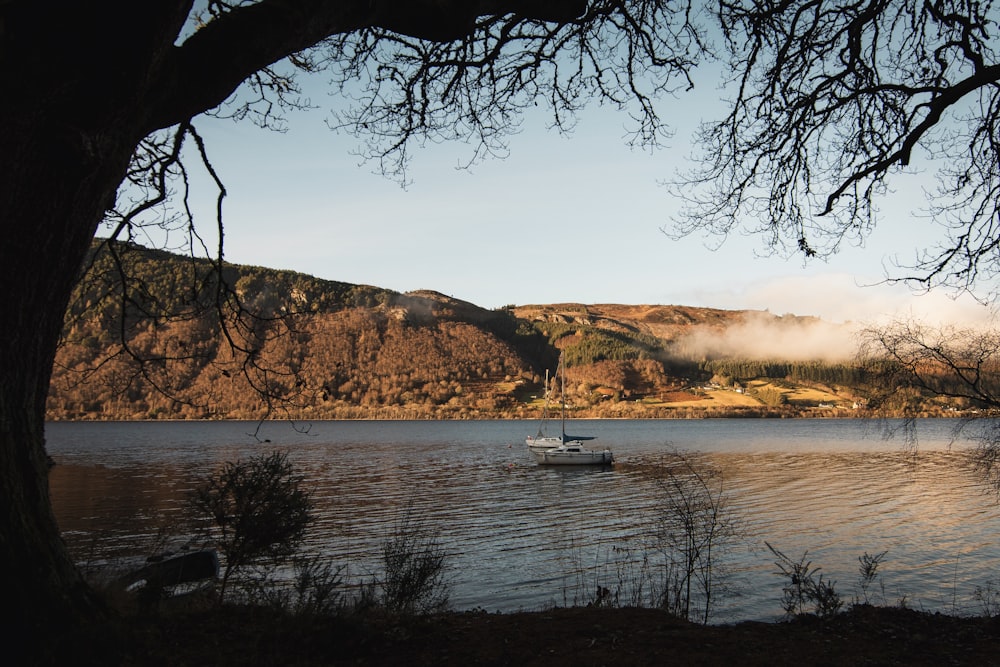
[132,67,995,330]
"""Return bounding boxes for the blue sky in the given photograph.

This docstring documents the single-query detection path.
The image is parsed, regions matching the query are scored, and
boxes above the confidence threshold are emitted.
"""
[138,69,991,328]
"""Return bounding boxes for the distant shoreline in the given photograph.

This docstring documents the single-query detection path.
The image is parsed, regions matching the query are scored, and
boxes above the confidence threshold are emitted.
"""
[45,410,973,423]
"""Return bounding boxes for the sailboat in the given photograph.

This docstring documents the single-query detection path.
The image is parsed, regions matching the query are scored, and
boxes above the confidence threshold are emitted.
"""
[526,354,612,465]
[525,367,564,450]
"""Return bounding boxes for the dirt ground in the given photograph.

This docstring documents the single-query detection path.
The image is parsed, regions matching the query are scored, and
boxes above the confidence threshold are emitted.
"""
[40,604,1000,666]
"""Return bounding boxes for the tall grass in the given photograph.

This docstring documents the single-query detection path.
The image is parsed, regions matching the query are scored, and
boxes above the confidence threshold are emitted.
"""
[376,510,451,614]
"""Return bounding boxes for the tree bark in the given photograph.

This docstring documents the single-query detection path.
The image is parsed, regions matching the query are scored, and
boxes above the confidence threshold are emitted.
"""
[0,98,142,640]
[0,1,191,637]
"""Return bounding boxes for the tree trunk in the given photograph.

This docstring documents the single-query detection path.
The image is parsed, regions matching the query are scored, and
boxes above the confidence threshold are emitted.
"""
[0,3,196,639]
[0,105,141,637]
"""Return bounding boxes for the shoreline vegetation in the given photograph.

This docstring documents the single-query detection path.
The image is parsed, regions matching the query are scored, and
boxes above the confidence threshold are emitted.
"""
[46,403,976,422]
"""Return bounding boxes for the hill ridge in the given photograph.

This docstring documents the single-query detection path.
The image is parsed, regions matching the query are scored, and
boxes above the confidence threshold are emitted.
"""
[45,241,918,420]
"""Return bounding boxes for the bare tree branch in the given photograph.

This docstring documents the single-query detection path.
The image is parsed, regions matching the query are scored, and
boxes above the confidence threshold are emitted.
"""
[859,316,1000,492]
[67,1,707,419]
[671,0,1000,300]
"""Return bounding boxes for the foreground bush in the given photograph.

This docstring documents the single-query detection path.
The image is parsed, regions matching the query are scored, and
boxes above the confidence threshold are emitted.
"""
[190,450,313,601]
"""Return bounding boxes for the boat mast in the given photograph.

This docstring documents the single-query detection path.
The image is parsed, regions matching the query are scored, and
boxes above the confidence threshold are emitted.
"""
[536,368,550,438]
[559,352,566,442]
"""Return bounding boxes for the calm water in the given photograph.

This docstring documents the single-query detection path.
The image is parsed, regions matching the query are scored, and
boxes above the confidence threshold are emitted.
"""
[47,418,1000,622]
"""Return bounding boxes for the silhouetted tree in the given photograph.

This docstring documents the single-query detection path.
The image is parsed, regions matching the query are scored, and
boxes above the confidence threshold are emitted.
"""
[672,1,1000,497]
[1,1,705,636]
[674,0,1000,300]
[861,320,1000,410]
[859,318,1000,491]
[190,451,313,602]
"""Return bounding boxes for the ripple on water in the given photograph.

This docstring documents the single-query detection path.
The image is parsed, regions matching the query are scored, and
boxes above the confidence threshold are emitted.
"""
[47,419,1000,619]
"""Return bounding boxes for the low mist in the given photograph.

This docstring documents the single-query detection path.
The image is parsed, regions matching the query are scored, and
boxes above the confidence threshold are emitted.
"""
[671,312,860,362]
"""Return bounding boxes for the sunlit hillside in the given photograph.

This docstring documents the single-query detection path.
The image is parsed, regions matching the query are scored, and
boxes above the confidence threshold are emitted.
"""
[46,241,963,421]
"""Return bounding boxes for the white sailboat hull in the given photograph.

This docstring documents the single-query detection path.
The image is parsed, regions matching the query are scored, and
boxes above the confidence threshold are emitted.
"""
[532,443,614,466]
[526,435,564,450]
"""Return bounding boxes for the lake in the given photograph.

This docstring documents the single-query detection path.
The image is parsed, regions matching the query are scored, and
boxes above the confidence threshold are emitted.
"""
[46,418,1000,622]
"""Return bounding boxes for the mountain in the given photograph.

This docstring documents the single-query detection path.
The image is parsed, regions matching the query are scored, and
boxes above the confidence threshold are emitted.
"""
[47,241,893,421]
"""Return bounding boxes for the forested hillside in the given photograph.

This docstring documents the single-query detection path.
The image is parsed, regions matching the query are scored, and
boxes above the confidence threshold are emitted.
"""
[46,241,956,420]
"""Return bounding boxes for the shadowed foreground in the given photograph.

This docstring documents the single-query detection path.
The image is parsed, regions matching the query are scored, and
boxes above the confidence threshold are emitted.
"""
[38,605,1000,666]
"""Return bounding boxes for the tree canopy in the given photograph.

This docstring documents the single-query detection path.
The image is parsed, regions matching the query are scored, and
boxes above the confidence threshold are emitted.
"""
[1,0,709,639]
[673,0,1000,302]
[115,0,705,252]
